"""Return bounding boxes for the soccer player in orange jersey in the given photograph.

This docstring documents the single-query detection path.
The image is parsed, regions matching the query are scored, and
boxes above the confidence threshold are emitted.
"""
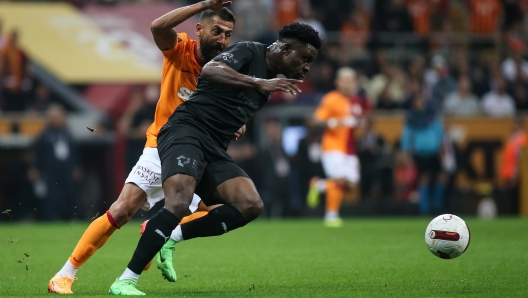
[307,67,365,227]
[48,1,239,294]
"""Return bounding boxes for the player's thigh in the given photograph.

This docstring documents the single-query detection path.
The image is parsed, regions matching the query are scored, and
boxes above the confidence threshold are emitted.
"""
[160,142,206,213]
[321,151,359,183]
[197,160,263,218]
[122,147,165,211]
[196,159,252,205]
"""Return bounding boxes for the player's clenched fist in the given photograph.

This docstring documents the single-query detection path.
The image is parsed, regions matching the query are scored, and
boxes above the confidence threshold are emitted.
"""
[201,0,232,10]
[256,78,303,95]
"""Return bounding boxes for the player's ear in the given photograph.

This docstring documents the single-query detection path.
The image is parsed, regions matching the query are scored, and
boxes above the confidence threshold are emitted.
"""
[196,23,203,38]
[281,43,293,56]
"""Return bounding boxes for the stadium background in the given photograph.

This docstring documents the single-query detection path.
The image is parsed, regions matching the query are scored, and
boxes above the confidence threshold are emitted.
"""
[0,0,527,222]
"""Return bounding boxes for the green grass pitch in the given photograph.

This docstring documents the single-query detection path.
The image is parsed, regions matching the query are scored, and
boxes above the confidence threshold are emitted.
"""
[1,218,527,297]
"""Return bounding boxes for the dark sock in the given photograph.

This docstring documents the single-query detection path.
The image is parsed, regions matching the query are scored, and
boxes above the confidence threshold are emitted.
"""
[181,204,247,240]
[127,208,181,274]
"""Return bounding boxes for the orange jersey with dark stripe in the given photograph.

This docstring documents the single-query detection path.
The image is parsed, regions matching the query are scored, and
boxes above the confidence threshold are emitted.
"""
[408,0,430,35]
[314,91,364,155]
[145,33,201,148]
[470,0,501,35]
[276,0,299,26]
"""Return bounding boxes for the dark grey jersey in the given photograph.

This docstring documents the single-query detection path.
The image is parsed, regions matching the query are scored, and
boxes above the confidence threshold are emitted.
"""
[166,41,273,149]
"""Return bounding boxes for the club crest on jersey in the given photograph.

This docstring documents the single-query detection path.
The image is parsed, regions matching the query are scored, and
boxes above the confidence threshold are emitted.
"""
[350,104,362,115]
[218,52,238,64]
[177,87,193,101]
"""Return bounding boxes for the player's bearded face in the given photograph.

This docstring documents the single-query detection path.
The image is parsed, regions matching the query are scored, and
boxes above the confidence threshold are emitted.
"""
[198,18,234,62]
[200,35,225,62]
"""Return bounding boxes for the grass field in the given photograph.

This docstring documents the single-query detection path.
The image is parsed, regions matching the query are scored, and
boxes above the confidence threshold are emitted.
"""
[1,218,527,297]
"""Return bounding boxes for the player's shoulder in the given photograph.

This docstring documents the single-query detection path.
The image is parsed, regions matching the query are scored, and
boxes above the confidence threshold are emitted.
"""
[166,32,196,56]
[230,41,267,52]
[176,32,197,49]
[176,32,191,43]
[322,90,342,102]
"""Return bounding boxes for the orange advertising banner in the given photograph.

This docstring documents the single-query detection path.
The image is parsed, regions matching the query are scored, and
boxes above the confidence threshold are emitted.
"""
[0,2,161,83]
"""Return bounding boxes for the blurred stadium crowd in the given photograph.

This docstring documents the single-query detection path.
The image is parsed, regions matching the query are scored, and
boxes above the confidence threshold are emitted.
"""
[0,0,527,221]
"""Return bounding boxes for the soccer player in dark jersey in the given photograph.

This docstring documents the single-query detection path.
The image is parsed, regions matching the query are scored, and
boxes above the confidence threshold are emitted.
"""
[108,22,321,295]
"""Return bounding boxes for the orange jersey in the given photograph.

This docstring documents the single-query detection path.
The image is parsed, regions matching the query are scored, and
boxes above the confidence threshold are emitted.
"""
[470,0,501,35]
[500,132,527,181]
[276,0,299,26]
[314,91,364,155]
[408,0,430,35]
[145,33,202,148]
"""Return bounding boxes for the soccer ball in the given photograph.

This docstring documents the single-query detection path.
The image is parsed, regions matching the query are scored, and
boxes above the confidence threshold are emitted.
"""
[425,214,470,259]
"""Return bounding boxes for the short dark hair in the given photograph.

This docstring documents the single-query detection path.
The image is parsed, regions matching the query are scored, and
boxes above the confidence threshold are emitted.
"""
[199,8,236,25]
[279,22,322,49]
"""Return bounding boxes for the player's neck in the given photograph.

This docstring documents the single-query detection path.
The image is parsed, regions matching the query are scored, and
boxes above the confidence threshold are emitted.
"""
[265,52,281,75]
[194,43,205,66]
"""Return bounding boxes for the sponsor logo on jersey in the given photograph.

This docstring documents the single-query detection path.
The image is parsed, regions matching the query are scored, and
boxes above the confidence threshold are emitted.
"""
[218,52,238,64]
[177,87,193,101]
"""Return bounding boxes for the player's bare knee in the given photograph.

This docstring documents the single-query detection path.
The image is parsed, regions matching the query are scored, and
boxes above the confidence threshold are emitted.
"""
[241,194,264,220]
[163,175,195,217]
[108,201,135,226]
[164,197,193,218]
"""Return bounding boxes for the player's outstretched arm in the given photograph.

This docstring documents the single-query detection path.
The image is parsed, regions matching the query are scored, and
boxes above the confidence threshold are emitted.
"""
[201,61,303,95]
[151,0,232,51]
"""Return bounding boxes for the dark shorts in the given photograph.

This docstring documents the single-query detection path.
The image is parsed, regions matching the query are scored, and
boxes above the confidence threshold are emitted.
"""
[413,154,441,176]
[158,122,248,205]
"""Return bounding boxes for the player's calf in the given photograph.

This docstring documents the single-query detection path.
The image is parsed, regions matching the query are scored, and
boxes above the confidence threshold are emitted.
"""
[178,204,249,240]
[109,183,148,227]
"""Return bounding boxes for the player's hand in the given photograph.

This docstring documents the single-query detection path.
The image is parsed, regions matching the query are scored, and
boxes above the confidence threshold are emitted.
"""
[232,124,246,141]
[327,116,358,128]
[257,78,303,95]
[340,116,358,128]
[202,0,232,10]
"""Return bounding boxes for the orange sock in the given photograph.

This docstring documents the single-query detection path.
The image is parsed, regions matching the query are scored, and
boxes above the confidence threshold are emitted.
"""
[69,212,118,268]
[179,211,208,224]
[325,180,344,215]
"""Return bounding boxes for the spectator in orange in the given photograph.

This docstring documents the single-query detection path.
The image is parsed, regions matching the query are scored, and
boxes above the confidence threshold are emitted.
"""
[0,30,27,111]
[500,118,527,184]
[407,0,430,36]
[469,0,502,35]
[275,0,299,27]
[340,2,371,56]
[500,118,527,214]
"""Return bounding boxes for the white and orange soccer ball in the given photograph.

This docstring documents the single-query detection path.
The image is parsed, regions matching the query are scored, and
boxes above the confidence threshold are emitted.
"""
[425,214,471,259]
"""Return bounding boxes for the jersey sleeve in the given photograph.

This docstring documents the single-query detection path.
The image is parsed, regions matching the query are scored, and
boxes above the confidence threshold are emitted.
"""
[314,94,335,121]
[212,42,254,72]
[161,32,189,58]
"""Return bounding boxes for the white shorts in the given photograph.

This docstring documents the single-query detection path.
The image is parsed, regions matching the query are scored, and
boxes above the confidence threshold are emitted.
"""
[125,147,201,212]
[321,151,360,183]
